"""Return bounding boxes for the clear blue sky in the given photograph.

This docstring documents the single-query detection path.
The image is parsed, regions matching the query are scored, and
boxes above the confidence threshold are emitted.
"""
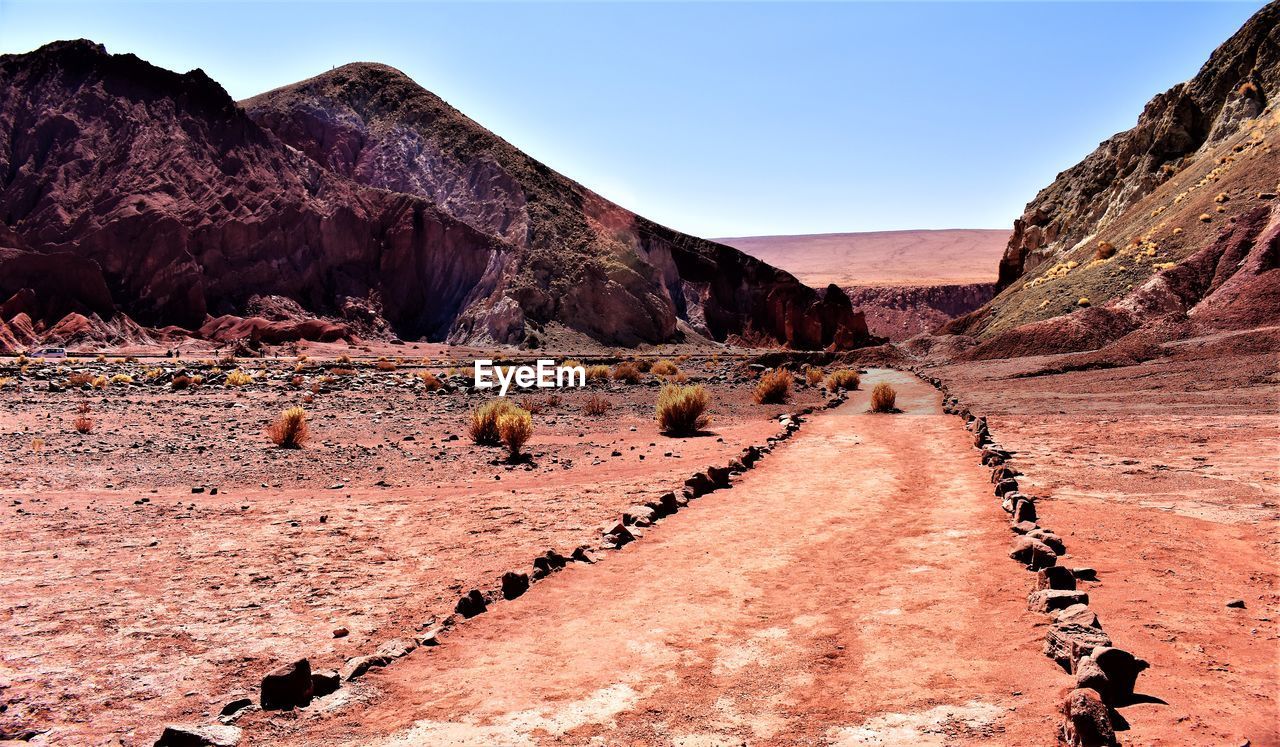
[0,1,1267,238]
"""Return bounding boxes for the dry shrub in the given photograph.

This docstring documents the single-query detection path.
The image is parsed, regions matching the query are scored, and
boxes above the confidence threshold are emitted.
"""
[338,354,353,364]
[67,372,93,387]
[805,367,825,386]
[73,403,93,434]
[870,382,897,413]
[225,369,253,387]
[582,394,611,416]
[91,375,108,390]
[657,384,710,436]
[0,377,13,388]
[302,391,315,404]
[469,399,518,445]
[561,359,584,371]
[268,406,309,448]
[330,367,356,376]
[826,369,860,391]
[171,375,191,391]
[632,359,652,373]
[289,374,304,388]
[1094,241,1116,260]
[753,368,792,404]
[417,371,443,390]
[110,373,133,386]
[497,407,534,458]
[585,365,611,381]
[612,362,642,384]
[518,395,545,415]
[375,358,397,371]
[650,359,679,376]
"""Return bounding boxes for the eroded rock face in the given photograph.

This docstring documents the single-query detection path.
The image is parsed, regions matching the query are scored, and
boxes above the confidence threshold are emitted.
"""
[996,2,1279,289]
[243,63,875,349]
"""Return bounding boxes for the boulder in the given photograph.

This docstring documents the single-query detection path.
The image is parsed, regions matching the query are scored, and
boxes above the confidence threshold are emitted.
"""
[310,670,341,698]
[532,550,570,579]
[1035,566,1077,591]
[1027,528,1065,555]
[1054,604,1100,629]
[706,465,733,487]
[455,589,487,618]
[624,504,656,527]
[154,724,243,747]
[1045,624,1113,671]
[602,520,635,547]
[994,478,1019,496]
[502,570,530,600]
[1010,536,1057,569]
[1059,688,1117,746]
[260,658,312,710]
[375,638,416,658]
[1091,647,1150,703]
[684,472,716,496]
[1027,589,1089,613]
[341,654,391,681]
[1012,497,1037,524]
[1011,520,1039,535]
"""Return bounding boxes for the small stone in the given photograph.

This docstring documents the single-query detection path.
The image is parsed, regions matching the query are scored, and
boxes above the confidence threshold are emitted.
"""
[1027,528,1065,555]
[1035,566,1077,591]
[1011,520,1039,535]
[1091,647,1149,703]
[1227,599,1246,608]
[1059,688,1116,746]
[1028,589,1089,613]
[341,654,391,681]
[455,589,487,618]
[310,670,340,698]
[502,570,530,600]
[155,724,242,747]
[332,627,348,638]
[1054,604,1100,629]
[219,698,253,717]
[1010,536,1058,570]
[375,638,415,658]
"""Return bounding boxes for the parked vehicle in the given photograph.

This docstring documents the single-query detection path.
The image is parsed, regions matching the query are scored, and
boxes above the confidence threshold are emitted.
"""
[32,347,67,360]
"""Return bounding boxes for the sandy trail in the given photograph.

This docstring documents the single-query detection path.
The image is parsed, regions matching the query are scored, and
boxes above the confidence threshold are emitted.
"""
[276,370,1061,746]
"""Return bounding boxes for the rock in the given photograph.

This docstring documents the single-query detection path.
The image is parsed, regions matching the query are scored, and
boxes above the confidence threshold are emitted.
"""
[341,654,391,681]
[1227,598,1246,608]
[310,670,340,698]
[260,658,312,710]
[1074,656,1110,698]
[1072,567,1098,581]
[332,627,348,638]
[1059,688,1116,746]
[532,550,569,579]
[571,546,597,564]
[375,638,415,658]
[218,698,252,717]
[1054,604,1100,629]
[1012,497,1037,524]
[994,478,1019,496]
[1027,589,1089,613]
[1045,624,1113,672]
[623,504,656,526]
[455,589,487,618]
[1027,528,1065,555]
[684,471,716,496]
[1010,535,1057,569]
[418,627,443,647]
[502,570,530,600]
[154,724,243,747]
[1011,520,1039,535]
[602,520,635,547]
[1035,566,1077,591]
[1091,647,1150,703]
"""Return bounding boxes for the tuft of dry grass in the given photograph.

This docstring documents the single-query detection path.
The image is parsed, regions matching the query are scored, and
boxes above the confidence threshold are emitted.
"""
[805,366,825,386]
[73,403,94,434]
[585,365,611,381]
[330,367,356,376]
[417,371,443,390]
[753,368,792,404]
[1094,241,1116,260]
[657,384,711,436]
[225,369,253,387]
[497,407,534,458]
[91,375,108,390]
[612,362,642,384]
[650,359,679,376]
[171,375,191,391]
[870,382,898,413]
[826,369,860,391]
[469,399,518,445]
[268,406,310,448]
[375,358,397,371]
[67,372,93,387]
[582,393,611,416]
[110,373,133,386]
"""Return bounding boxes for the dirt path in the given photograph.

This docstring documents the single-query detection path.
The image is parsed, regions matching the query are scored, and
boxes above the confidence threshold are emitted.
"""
[273,370,1061,746]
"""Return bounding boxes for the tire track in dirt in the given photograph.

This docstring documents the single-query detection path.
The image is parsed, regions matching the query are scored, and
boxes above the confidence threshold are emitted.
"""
[265,370,1061,746]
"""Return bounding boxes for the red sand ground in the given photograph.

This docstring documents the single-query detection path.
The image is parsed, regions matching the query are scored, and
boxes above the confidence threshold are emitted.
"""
[929,344,1280,747]
[253,370,1061,745]
[0,355,819,744]
[716,229,1009,288]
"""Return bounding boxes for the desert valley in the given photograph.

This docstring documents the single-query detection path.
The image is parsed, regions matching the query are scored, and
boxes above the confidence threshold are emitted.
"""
[0,3,1277,747]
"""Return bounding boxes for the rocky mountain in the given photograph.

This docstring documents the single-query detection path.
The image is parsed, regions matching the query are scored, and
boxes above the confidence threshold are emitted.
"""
[0,41,873,352]
[844,283,995,341]
[943,1,1279,358]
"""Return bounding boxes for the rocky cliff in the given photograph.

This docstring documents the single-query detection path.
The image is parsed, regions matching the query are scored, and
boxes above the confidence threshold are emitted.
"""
[0,42,874,351]
[944,2,1279,355]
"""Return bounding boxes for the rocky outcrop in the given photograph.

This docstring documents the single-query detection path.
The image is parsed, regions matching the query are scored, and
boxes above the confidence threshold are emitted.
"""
[844,283,995,341]
[996,1,1279,289]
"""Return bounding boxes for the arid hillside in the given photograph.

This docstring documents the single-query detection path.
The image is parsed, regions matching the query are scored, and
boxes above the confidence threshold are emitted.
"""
[719,230,1007,339]
[0,42,874,353]
[944,0,1279,359]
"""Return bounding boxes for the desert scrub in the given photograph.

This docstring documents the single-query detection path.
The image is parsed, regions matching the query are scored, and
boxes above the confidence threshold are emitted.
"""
[73,402,93,434]
[870,382,897,413]
[805,366,825,386]
[469,398,519,445]
[109,373,133,386]
[375,358,397,371]
[67,372,94,387]
[584,365,611,381]
[826,369,860,391]
[171,374,192,391]
[582,394,611,416]
[225,369,254,387]
[497,407,534,459]
[657,384,710,436]
[1094,241,1116,260]
[417,370,443,390]
[753,368,792,404]
[268,406,310,448]
[612,362,643,384]
[91,375,108,390]
[650,359,679,376]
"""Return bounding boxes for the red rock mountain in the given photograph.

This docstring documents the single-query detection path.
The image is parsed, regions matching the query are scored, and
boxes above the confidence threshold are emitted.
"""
[942,1,1279,359]
[0,41,873,351]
